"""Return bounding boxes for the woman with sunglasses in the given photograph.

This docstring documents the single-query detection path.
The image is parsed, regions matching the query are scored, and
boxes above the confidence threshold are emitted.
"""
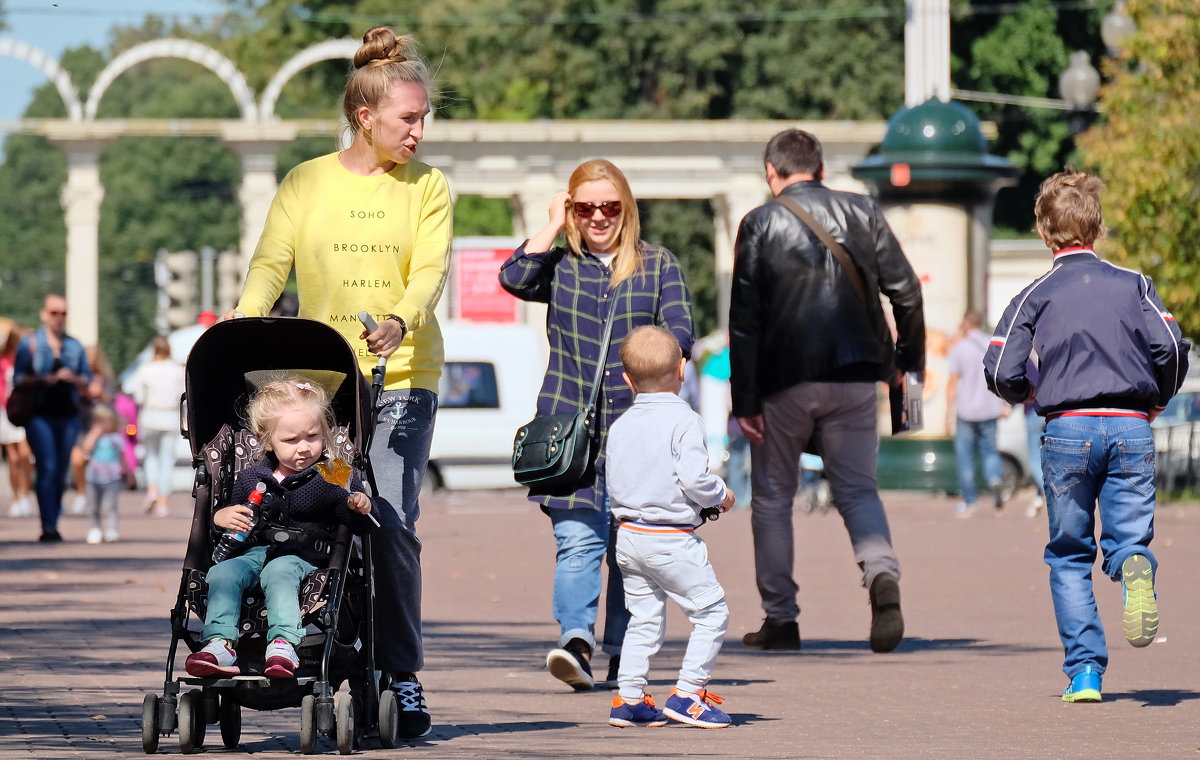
[499,159,694,691]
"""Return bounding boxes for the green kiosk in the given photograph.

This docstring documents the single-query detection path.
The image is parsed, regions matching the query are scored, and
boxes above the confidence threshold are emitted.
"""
[852,98,1018,494]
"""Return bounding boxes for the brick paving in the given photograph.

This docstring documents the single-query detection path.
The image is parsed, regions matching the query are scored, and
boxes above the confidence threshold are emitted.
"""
[3,487,1200,759]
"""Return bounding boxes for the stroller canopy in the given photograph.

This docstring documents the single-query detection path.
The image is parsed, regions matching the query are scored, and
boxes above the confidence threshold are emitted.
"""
[183,317,371,460]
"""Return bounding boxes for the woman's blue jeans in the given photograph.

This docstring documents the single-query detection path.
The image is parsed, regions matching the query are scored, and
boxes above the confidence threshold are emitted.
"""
[25,414,81,532]
[1042,415,1157,678]
[203,545,316,645]
[548,500,630,655]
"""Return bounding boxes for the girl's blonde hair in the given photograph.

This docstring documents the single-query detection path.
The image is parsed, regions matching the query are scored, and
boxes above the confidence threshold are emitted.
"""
[1035,169,1107,251]
[245,379,338,462]
[91,403,119,432]
[343,26,432,136]
[564,159,644,286]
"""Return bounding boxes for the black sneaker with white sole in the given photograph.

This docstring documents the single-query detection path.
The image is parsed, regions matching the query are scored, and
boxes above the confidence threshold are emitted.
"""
[546,645,594,691]
[391,676,432,739]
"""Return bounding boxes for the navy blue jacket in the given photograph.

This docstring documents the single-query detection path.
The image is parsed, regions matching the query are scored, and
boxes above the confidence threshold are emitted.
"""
[983,249,1189,416]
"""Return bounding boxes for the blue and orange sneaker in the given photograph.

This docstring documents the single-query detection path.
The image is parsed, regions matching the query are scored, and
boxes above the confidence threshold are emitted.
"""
[1121,554,1158,648]
[608,695,668,728]
[1062,666,1102,703]
[662,688,732,728]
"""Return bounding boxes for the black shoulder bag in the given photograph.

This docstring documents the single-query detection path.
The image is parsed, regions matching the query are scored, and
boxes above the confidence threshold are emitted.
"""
[512,293,619,496]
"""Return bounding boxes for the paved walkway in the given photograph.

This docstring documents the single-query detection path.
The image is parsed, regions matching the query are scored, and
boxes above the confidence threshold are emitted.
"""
[3,487,1200,759]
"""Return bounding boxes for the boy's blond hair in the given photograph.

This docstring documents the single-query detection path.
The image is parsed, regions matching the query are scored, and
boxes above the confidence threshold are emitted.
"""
[1035,169,1107,252]
[620,326,682,391]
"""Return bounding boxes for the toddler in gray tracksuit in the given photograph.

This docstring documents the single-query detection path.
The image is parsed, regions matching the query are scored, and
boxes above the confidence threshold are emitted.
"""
[604,326,736,729]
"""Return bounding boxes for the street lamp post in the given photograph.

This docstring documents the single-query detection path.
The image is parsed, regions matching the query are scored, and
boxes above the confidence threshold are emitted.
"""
[1058,51,1101,135]
[1100,0,1137,55]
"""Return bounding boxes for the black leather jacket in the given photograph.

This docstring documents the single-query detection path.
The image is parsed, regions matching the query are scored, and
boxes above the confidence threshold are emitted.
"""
[729,180,925,417]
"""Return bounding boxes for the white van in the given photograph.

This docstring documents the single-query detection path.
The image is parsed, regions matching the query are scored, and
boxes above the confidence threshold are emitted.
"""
[427,321,547,490]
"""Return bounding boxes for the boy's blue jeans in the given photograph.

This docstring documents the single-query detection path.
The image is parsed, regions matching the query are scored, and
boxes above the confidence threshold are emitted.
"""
[1042,415,1157,679]
[548,498,630,655]
[203,545,316,645]
[953,417,1002,504]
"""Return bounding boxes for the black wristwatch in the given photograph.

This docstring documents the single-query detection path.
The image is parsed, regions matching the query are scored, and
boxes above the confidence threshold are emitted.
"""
[386,314,407,335]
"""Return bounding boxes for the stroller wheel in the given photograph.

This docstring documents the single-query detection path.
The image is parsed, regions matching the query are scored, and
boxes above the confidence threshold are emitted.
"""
[219,693,241,749]
[378,689,399,748]
[178,690,206,754]
[336,693,356,755]
[299,694,317,754]
[140,693,160,754]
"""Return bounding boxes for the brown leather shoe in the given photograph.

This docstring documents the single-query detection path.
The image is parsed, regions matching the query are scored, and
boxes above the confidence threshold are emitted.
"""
[869,573,904,653]
[742,618,801,650]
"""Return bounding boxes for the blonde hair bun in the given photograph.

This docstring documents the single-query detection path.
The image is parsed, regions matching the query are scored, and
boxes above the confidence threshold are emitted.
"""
[354,26,414,69]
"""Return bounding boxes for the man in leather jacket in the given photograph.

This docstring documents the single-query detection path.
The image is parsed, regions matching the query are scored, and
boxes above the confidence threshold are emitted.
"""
[729,129,924,653]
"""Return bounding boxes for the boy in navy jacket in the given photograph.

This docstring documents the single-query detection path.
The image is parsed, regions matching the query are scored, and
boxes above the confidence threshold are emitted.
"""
[984,169,1189,703]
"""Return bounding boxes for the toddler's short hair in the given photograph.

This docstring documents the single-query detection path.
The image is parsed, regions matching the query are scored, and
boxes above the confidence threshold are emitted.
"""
[620,326,682,390]
[1035,169,1107,251]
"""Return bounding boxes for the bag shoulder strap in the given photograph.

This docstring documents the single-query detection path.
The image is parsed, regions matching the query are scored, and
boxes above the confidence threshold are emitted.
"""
[774,195,868,305]
[583,287,621,414]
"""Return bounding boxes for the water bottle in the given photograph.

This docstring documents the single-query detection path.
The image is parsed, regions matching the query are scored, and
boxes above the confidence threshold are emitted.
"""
[211,482,267,563]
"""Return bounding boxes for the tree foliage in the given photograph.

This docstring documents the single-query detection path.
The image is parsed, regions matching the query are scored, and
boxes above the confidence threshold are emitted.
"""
[1078,0,1200,339]
[12,0,1122,367]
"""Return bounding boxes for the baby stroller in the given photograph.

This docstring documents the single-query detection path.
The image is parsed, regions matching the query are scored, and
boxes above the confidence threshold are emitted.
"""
[140,316,400,755]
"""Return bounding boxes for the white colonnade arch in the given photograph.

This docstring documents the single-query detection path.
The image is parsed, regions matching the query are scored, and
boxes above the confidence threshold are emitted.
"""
[259,38,359,121]
[84,38,257,121]
[0,38,83,121]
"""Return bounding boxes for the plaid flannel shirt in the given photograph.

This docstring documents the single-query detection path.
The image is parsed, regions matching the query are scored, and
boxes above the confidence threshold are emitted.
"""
[499,241,694,511]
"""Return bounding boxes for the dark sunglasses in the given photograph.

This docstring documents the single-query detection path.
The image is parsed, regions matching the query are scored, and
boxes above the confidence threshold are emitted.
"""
[572,201,622,218]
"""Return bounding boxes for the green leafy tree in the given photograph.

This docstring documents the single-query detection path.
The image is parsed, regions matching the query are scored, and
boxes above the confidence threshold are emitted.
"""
[949,0,1104,233]
[1078,0,1200,339]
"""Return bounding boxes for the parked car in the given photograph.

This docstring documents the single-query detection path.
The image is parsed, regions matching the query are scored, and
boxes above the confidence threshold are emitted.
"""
[426,321,546,491]
[1152,380,1200,491]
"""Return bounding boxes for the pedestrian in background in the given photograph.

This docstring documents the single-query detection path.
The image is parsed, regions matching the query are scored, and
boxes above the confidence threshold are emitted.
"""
[1,319,36,518]
[945,309,1008,518]
[127,335,185,517]
[984,169,1188,703]
[79,404,131,544]
[12,295,93,542]
[500,158,694,691]
[729,129,924,653]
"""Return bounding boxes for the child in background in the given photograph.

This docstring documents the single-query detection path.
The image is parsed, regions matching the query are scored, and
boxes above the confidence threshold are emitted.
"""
[984,169,1189,703]
[81,404,131,544]
[605,326,736,729]
[185,379,378,679]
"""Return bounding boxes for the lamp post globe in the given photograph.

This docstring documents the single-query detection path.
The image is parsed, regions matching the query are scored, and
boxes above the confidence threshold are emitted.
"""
[1059,50,1101,135]
[1101,1,1137,55]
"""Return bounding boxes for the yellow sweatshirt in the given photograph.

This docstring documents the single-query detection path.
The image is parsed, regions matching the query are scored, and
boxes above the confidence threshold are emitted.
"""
[236,152,452,392]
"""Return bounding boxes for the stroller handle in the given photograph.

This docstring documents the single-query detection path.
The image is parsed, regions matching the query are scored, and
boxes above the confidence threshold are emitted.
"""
[357,312,391,377]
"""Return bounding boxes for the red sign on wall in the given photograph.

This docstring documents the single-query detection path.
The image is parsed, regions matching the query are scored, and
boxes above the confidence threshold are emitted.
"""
[454,246,519,323]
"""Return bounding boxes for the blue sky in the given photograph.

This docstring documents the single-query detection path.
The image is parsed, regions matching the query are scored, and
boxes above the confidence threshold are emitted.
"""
[2,0,224,121]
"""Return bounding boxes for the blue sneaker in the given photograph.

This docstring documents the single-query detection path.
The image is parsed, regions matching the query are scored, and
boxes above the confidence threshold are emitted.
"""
[1121,554,1158,648]
[609,695,667,728]
[662,688,732,728]
[1062,666,1102,703]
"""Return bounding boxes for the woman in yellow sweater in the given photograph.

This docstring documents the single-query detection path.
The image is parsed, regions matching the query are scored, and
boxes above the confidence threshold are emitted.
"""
[229,26,449,740]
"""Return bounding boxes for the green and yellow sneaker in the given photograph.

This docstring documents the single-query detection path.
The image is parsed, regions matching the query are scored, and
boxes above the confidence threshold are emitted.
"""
[1121,554,1158,648]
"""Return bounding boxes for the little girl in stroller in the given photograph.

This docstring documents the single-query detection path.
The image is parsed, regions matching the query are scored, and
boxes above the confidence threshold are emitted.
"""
[185,378,378,680]
[142,316,405,756]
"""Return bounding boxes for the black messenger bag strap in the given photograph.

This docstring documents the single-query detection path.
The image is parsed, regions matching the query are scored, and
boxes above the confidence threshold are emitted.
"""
[774,194,868,305]
[582,286,621,417]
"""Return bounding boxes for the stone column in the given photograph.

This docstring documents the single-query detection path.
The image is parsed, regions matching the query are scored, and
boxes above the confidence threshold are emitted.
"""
[55,138,109,347]
[221,122,298,271]
[712,178,767,332]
